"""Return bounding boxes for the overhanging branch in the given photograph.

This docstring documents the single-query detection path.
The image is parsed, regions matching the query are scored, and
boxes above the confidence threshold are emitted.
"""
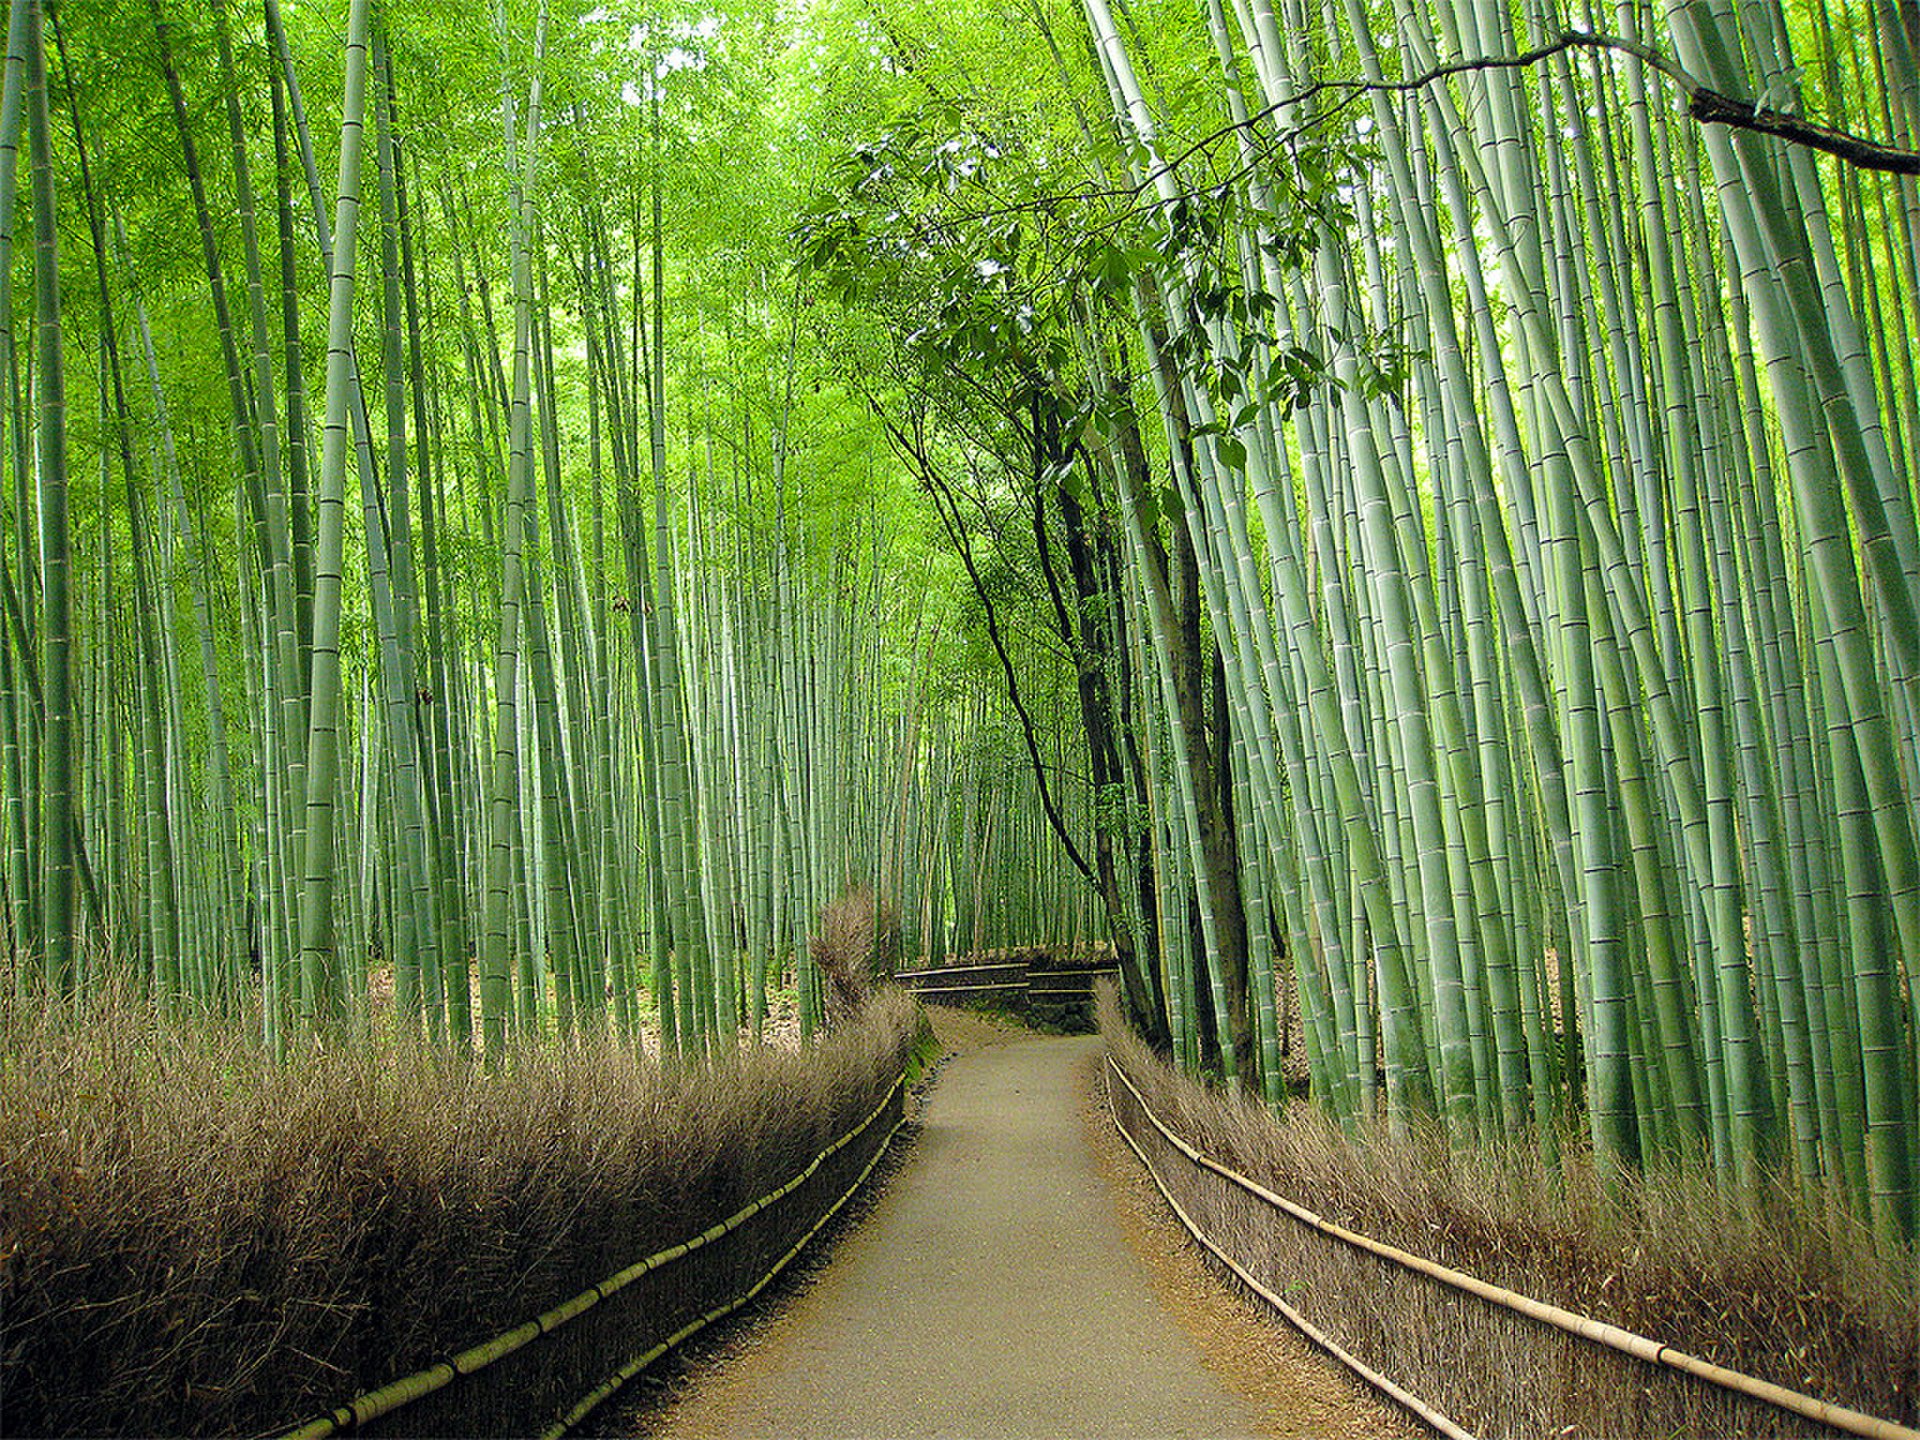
[1162,30,1920,178]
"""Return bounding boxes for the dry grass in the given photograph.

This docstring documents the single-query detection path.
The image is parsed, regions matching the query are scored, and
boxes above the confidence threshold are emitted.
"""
[0,983,921,1438]
[1099,986,1919,1438]
[810,885,900,1028]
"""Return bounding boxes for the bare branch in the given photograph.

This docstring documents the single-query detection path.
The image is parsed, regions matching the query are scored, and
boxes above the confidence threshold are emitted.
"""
[1160,30,1920,179]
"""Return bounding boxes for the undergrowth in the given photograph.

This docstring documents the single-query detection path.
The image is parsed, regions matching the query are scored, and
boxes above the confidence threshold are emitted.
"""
[1099,986,1918,1434]
[0,983,920,1438]
[810,883,901,1026]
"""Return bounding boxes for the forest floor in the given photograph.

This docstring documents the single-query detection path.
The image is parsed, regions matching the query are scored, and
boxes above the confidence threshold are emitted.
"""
[600,1007,1414,1439]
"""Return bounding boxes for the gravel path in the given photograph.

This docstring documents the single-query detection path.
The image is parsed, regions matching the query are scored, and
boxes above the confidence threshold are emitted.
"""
[626,1015,1404,1439]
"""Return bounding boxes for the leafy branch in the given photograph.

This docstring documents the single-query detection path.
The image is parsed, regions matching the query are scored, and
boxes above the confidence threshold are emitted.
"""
[795,24,1916,272]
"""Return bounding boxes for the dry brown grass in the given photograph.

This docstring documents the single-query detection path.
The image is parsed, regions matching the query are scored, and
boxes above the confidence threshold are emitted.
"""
[810,885,900,1028]
[1099,986,1919,1438]
[0,983,920,1438]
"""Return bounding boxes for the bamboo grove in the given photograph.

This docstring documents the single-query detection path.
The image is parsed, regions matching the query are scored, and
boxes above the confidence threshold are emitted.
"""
[0,0,1097,1065]
[4,0,1917,1258]
[1071,0,1919,1248]
[796,0,1917,1248]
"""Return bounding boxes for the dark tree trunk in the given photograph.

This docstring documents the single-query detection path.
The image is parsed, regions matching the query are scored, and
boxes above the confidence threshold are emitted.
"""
[1159,375,1254,1083]
[1040,393,1166,1049]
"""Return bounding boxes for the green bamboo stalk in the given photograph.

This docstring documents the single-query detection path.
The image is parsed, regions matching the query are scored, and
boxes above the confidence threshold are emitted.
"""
[295,0,374,1035]
[480,0,549,1059]
[23,0,71,992]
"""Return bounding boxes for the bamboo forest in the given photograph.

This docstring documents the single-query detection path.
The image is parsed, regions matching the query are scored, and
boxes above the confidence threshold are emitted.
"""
[2,0,1918,1431]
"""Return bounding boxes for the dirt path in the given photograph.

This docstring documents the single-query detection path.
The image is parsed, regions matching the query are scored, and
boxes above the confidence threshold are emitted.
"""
[622,1016,1405,1439]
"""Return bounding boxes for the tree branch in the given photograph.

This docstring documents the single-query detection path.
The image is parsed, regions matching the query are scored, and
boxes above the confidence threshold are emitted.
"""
[1158,30,1920,178]
[866,401,1098,885]
[822,26,1915,291]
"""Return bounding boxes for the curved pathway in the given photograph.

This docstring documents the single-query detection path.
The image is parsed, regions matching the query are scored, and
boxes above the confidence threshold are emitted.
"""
[630,1019,1399,1439]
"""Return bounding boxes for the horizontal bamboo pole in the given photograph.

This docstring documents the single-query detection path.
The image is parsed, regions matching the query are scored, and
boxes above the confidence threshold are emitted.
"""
[1107,1056,1920,1440]
[280,1071,907,1440]
[896,962,1029,981]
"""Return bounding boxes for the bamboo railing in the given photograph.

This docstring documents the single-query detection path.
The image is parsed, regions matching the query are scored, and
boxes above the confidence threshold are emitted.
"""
[1106,1054,1919,1440]
[279,1069,908,1439]
[894,946,1118,1017]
